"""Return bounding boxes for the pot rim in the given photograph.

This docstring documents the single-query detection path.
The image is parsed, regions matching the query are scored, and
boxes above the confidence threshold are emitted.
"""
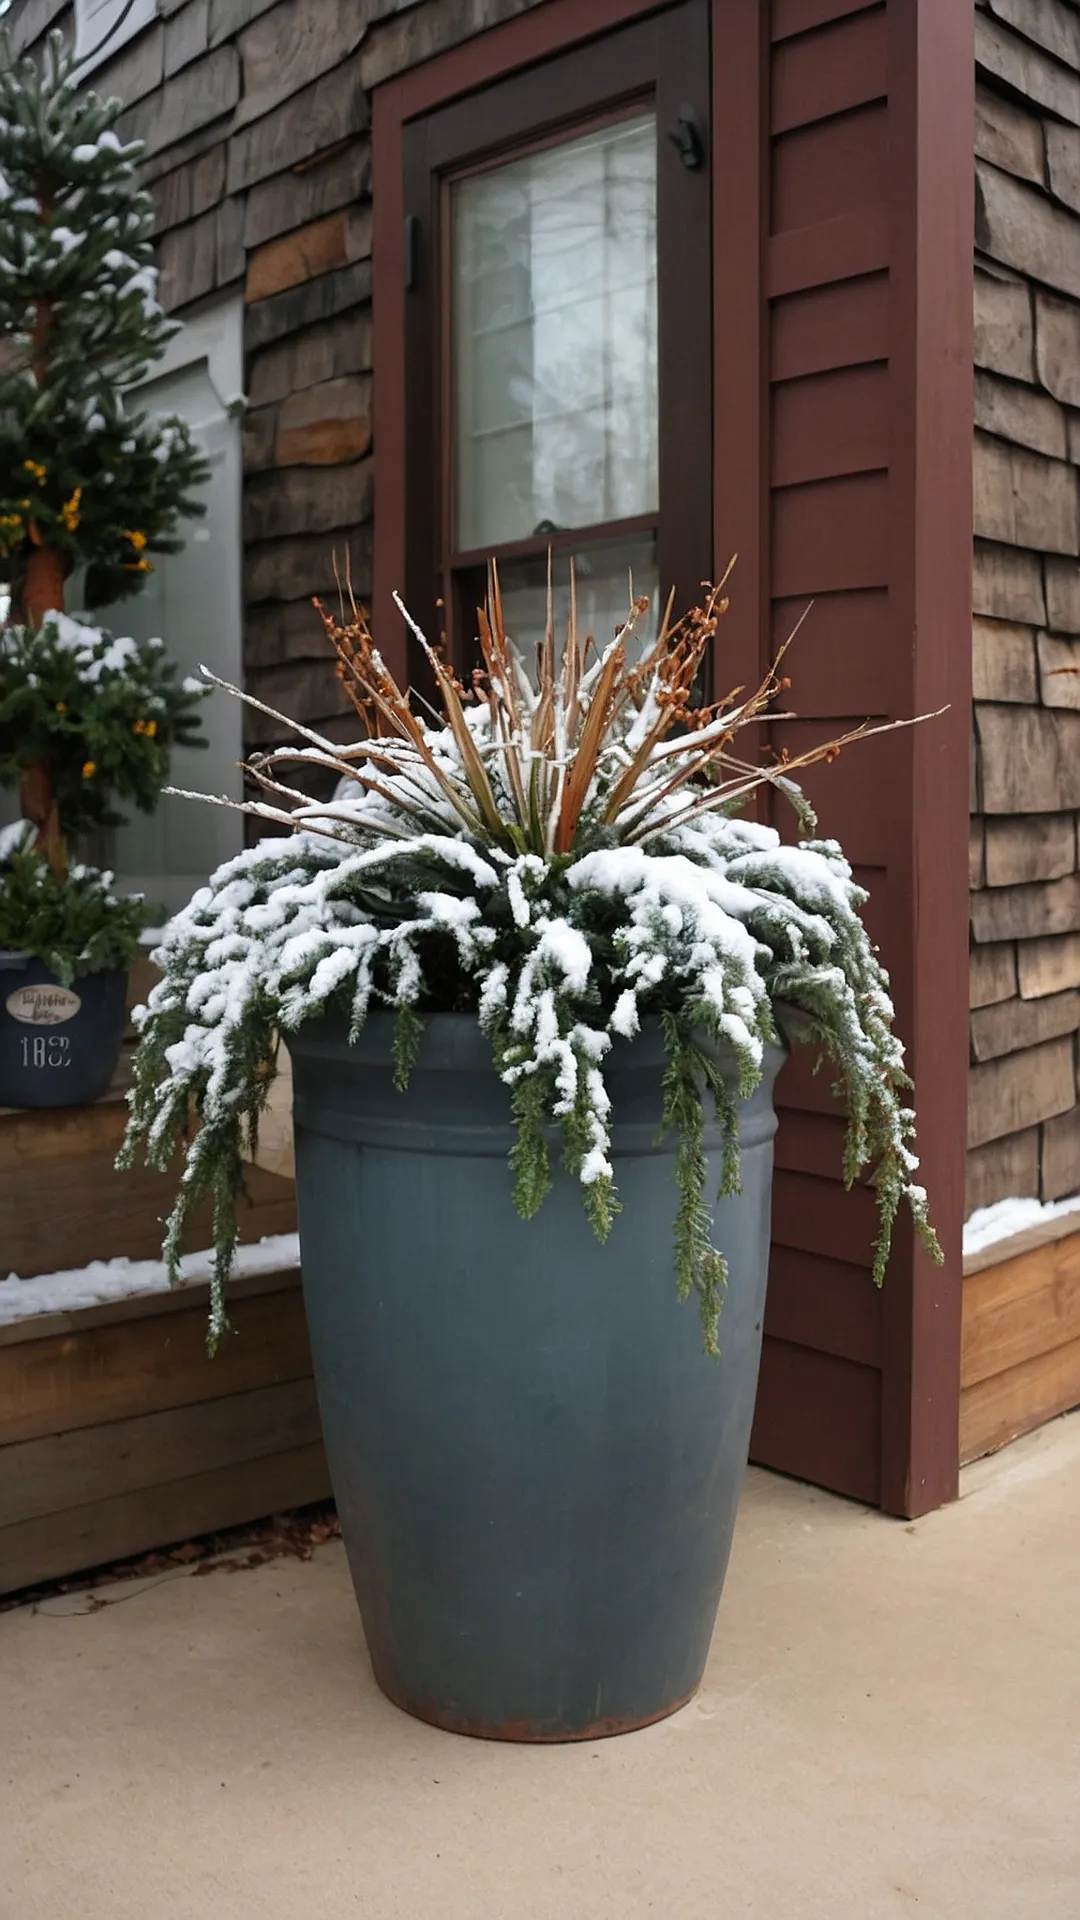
[288,1006,791,1081]
[0,952,127,980]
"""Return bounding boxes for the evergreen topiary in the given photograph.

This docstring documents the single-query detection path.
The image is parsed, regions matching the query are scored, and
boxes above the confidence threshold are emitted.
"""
[0,610,207,874]
[0,29,207,624]
[0,31,209,1004]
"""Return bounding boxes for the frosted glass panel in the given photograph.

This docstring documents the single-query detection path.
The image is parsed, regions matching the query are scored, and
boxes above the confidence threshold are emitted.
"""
[452,113,658,551]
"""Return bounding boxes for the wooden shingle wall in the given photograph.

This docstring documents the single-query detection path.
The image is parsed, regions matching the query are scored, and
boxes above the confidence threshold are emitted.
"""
[969,0,1080,1213]
[9,0,546,762]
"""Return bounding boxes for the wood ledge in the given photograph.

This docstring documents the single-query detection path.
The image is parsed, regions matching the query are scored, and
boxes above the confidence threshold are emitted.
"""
[0,1265,302,1350]
[963,1209,1080,1278]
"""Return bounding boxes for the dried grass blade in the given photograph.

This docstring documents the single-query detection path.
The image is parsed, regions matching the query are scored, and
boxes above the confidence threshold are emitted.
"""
[162,786,355,845]
[195,666,341,755]
[553,638,625,854]
[420,637,507,838]
[631,710,946,841]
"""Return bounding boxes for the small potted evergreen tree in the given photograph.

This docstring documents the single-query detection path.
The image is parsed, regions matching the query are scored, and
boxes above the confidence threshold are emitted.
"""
[123,575,940,1740]
[0,34,207,1107]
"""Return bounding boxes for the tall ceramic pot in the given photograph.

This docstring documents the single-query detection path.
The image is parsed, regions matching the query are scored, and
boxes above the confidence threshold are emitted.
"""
[289,1013,785,1742]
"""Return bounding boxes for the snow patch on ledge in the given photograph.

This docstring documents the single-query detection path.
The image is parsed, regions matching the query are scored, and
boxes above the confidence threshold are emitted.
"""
[964,1194,1080,1259]
[0,1232,300,1327]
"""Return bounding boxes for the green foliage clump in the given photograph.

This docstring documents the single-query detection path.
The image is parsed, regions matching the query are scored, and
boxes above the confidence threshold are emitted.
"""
[0,842,149,984]
[0,611,207,840]
[0,31,207,611]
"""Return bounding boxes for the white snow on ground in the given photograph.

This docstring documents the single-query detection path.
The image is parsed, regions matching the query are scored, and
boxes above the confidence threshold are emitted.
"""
[0,1232,300,1326]
[964,1193,1080,1258]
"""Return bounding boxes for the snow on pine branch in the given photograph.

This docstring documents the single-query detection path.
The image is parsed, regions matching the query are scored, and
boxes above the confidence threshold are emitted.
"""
[123,577,940,1354]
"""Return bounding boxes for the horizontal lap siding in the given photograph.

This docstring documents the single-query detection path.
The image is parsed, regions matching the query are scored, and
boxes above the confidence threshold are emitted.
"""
[773,587,901,715]
[770,362,890,486]
[753,0,930,1509]
[773,471,890,593]
[751,1341,883,1505]
[772,0,882,39]
[772,5,887,127]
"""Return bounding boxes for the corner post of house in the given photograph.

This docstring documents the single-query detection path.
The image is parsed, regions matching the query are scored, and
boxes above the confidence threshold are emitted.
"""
[710,0,769,697]
[372,75,410,687]
[881,0,974,1517]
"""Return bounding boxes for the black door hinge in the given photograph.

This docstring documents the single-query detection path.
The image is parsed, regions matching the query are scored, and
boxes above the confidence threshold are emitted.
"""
[669,106,705,171]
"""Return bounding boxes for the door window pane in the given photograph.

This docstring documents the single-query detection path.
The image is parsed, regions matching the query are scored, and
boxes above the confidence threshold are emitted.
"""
[452,113,658,552]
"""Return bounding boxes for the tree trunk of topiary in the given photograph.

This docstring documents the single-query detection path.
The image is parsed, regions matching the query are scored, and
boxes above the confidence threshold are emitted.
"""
[15,546,67,877]
[20,759,65,878]
[21,545,67,628]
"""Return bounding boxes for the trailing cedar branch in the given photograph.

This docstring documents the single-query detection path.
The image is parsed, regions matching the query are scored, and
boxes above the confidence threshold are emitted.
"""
[121,568,941,1353]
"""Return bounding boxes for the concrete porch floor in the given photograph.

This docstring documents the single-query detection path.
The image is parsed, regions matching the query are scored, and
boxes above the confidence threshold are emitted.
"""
[2,1415,1078,1920]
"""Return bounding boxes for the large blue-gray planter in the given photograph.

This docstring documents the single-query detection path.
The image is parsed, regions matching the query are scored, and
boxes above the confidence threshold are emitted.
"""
[289,1013,785,1742]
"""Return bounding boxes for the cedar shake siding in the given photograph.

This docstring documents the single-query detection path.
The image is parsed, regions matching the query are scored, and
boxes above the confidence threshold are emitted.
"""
[969,0,1080,1214]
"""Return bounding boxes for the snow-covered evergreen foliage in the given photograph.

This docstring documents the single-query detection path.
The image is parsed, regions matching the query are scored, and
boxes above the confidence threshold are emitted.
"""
[0,843,148,982]
[0,610,208,842]
[0,31,206,611]
[122,575,940,1352]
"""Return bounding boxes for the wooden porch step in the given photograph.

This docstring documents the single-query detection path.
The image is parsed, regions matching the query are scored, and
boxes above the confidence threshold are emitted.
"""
[1,956,295,1278]
[0,950,320,1597]
[961,1226,1080,1463]
[0,1268,330,1596]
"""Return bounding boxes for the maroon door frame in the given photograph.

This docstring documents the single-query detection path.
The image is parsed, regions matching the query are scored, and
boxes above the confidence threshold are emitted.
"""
[372,0,756,677]
[397,1,713,682]
[372,0,972,1517]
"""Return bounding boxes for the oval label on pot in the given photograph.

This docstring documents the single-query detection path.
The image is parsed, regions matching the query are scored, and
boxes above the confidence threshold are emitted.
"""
[5,984,82,1026]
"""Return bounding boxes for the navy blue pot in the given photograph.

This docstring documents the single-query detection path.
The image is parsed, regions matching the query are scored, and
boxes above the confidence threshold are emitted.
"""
[0,954,127,1109]
[290,1014,784,1742]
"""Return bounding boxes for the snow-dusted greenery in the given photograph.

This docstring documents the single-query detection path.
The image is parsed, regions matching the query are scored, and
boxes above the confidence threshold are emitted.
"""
[122,575,940,1352]
[0,610,208,845]
[0,839,149,982]
[0,31,206,611]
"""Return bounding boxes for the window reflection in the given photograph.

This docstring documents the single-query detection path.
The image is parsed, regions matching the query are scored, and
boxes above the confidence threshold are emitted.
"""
[452,114,659,553]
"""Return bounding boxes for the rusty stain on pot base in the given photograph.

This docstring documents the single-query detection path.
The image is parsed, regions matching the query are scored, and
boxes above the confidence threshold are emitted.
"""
[370,1657,700,1743]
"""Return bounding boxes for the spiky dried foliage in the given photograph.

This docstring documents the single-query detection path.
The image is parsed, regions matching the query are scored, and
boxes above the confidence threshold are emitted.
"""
[214,562,884,858]
[123,569,940,1353]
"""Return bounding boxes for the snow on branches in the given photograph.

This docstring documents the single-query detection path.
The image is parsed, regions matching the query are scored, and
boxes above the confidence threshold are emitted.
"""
[122,574,940,1352]
[0,32,207,615]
